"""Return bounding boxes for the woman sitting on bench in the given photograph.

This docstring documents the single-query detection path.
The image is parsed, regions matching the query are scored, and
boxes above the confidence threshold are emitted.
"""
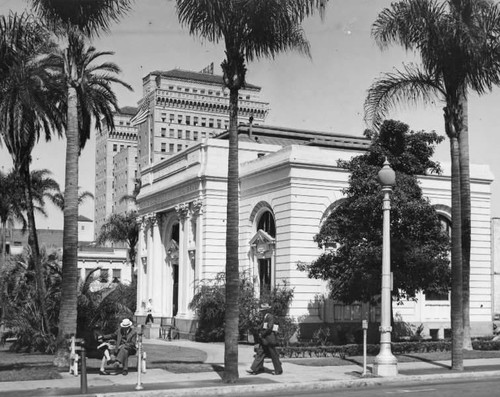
[98,318,137,375]
[97,338,116,375]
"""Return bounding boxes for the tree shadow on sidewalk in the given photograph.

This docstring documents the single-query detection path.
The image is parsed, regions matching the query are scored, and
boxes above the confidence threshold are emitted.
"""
[397,354,450,369]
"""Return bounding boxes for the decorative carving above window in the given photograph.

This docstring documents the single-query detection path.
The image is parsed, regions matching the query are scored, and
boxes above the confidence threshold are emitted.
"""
[191,199,203,216]
[249,229,276,259]
[166,239,179,264]
[175,202,190,220]
[156,213,165,229]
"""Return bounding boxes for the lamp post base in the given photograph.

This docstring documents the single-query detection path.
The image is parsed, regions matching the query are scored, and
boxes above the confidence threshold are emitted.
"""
[373,352,398,377]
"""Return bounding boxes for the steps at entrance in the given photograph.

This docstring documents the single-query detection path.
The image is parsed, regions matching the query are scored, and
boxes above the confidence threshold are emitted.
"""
[143,323,160,339]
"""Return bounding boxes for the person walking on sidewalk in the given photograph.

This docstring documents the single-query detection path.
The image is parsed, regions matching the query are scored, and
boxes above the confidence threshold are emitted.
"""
[145,299,154,324]
[247,303,283,375]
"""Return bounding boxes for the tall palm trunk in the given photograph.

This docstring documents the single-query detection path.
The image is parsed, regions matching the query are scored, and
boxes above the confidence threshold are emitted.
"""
[21,164,50,335]
[445,104,464,371]
[54,81,79,366]
[457,95,472,350]
[448,0,472,352]
[1,220,6,269]
[223,84,240,383]
[0,220,6,331]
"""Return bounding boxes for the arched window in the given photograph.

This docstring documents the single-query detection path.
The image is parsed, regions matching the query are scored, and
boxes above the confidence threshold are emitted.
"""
[425,214,451,301]
[172,223,179,243]
[255,210,276,298]
[257,211,276,237]
[168,222,180,316]
[439,215,451,238]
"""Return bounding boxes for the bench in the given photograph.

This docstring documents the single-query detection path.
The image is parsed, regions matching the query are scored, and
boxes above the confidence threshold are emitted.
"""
[159,320,180,341]
[68,334,147,376]
[68,336,84,376]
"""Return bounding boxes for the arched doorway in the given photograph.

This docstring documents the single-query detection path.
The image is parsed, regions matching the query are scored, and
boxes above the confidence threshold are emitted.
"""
[167,222,180,317]
[250,208,276,299]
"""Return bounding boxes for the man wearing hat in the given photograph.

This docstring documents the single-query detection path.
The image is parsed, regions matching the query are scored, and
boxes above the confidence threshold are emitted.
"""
[247,303,283,375]
[99,318,137,375]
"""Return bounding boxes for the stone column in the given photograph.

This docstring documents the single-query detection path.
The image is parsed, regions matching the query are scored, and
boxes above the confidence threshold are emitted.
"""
[145,214,157,312]
[157,213,169,319]
[136,217,147,317]
[190,199,203,297]
[150,213,163,332]
[175,203,190,320]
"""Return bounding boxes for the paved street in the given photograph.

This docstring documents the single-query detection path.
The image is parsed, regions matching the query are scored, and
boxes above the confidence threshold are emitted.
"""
[249,378,500,397]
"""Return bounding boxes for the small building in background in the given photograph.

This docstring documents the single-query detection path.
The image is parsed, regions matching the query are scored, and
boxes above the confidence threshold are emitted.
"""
[3,216,132,285]
[94,106,139,239]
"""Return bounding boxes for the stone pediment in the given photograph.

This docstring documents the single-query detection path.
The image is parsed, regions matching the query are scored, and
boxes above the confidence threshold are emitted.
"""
[250,229,275,246]
[250,230,275,259]
[167,239,179,260]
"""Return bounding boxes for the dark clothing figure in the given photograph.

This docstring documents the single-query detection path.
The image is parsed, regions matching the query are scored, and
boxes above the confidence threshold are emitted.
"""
[80,327,107,359]
[101,319,137,375]
[145,300,154,324]
[249,310,282,375]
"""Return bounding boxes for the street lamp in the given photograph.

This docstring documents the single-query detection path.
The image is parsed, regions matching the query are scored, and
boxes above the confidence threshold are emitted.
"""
[373,158,398,377]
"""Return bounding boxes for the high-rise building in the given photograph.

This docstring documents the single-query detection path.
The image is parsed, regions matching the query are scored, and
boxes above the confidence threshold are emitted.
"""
[113,145,138,214]
[94,106,138,238]
[95,66,269,238]
[132,67,269,171]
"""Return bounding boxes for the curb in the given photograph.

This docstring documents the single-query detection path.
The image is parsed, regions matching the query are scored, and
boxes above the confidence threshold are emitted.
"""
[91,369,500,397]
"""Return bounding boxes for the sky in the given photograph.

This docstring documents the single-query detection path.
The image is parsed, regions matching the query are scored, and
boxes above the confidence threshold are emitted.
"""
[1,0,499,230]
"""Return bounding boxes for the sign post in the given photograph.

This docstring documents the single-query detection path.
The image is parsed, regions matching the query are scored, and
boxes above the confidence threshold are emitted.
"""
[362,320,368,376]
[136,325,144,391]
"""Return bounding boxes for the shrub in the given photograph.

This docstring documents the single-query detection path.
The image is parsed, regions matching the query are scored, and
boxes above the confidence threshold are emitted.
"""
[0,249,61,353]
[77,270,136,335]
[189,272,296,343]
[276,339,500,359]
[1,248,137,353]
[312,325,331,345]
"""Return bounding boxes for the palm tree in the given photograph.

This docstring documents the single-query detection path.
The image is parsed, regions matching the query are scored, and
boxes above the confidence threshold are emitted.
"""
[176,0,327,382]
[119,177,141,207]
[0,169,25,267]
[0,13,64,336]
[0,169,24,331]
[96,211,139,277]
[364,0,500,370]
[29,169,63,212]
[30,0,132,363]
[0,168,62,267]
[50,188,94,211]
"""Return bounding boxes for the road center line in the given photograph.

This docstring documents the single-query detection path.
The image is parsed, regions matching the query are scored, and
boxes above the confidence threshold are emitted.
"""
[386,389,437,394]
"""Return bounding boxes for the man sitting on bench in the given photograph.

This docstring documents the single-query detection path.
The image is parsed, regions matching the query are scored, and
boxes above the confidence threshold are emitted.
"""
[98,318,137,375]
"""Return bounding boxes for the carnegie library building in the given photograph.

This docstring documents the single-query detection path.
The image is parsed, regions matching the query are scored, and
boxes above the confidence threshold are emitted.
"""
[135,124,494,341]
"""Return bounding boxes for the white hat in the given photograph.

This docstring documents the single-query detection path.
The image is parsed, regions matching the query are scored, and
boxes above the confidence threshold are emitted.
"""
[259,303,271,311]
[120,318,133,328]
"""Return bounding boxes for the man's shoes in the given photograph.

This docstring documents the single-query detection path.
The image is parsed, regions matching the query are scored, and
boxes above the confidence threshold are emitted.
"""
[246,369,263,375]
[274,370,283,375]
[122,370,128,376]
[99,370,110,375]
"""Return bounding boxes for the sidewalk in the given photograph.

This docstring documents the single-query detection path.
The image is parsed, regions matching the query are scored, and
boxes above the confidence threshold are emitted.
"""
[1,338,500,397]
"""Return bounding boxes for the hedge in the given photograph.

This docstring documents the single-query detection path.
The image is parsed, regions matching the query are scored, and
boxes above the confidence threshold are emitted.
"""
[276,340,500,359]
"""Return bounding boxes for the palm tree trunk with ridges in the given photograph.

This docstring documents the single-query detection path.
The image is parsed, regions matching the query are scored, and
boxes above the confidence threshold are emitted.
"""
[1,220,6,271]
[22,164,50,335]
[446,105,464,371]
[54,83,79,366]
[0,220,6,332]
[458,94,472,350]
[224,86,240,383]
